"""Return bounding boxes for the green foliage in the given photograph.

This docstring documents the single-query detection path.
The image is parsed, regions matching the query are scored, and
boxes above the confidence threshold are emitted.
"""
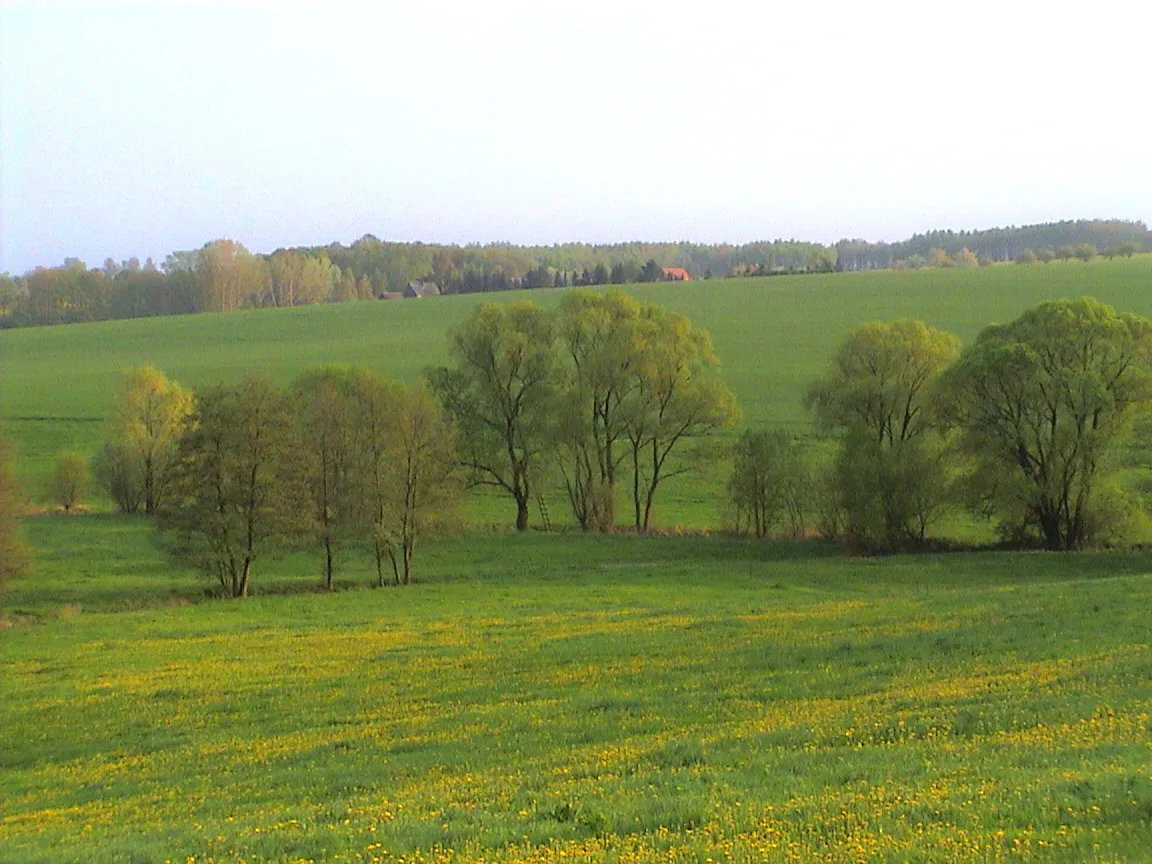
[161,378,302,597]
[833,431,953,551]
[427,301,561,531]
[51,450,89,512]
[4,255,1152,530]
[806,320,960,550]
[92,441,144,514]
[344,372,463,586]
[291,367,361,590]
[940,297,1152,550]
[727,428,809,537]
[100,366,195,514]
[621,305,740,532]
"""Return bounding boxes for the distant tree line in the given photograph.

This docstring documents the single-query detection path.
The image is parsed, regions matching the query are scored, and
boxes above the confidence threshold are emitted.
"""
[0,237,833,329]
[10,218,1145,330]
[835,219,1151,270]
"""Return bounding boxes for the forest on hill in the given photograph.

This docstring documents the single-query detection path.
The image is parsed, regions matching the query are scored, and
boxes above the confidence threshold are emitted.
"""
[0,219,1148,329]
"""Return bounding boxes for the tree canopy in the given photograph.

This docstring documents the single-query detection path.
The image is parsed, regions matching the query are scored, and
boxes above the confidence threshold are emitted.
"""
[939,297,1152,549]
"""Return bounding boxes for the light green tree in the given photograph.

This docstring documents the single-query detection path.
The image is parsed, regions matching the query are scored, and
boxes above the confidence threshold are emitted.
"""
[805,319,960,550]
[292,368,359,590]
[728,429,810,538]
[939,297,1152,549]
[98,366,195,514]
[53,451,89,512]
[162,378,302,597]
[556,290,648,530]
[345,372,462,585]
[427,302,560,531]
[621,307,740,531]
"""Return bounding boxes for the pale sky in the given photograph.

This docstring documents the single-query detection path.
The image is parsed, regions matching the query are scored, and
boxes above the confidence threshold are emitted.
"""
[2,0,1149,274]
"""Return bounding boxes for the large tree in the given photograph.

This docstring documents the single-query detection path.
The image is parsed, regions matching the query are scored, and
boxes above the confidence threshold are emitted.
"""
[161,378,301,597]
[345,371,462,586]
[556,290,648,530]
[292,368,358,590]
[427,302,559,531]
[939,297,1152,549]
[622,307,739,531]
[805,319,960,550]
[377,382,461,585]
[97,366,195,514]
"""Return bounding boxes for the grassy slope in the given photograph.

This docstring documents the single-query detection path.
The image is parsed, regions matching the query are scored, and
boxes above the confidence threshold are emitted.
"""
[1,518,1150,863]
[3,256,1151,500]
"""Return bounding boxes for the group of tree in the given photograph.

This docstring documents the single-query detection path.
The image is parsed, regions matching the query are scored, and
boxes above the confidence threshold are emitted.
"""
[428,291,740,533]
[71,291,734,595]
[93,367,461,596]
[732,297,1152,552]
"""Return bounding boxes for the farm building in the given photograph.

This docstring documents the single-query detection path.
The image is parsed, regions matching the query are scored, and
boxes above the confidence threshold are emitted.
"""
[404,281,442,298]
[661,267,691,281]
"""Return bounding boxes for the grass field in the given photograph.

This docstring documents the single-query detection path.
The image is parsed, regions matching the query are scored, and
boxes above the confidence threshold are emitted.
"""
[3,256,1152,516]
[2,518,1151,863]
[3,259,1152,863]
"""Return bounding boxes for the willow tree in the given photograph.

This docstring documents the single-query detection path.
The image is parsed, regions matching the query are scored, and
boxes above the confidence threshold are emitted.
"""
[805,319,960,550]
[939,297,1152,549]
[621,307,739,531]
[556,291,648,530]
[347,372,461,586]
[427,302,559,531]
[96,366,195,514]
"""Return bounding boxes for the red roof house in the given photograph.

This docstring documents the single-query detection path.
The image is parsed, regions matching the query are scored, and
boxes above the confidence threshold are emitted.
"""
[660,267,691,281]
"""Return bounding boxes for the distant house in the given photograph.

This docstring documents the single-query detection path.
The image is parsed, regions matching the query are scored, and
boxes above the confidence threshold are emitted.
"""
[660,267,691,281]
[403,281,441,298]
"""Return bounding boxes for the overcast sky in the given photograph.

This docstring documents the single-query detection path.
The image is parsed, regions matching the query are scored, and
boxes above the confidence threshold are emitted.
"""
[2,1,1149,273]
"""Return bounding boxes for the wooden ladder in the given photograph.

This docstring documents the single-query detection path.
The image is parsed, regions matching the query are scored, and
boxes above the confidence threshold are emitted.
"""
[536,494,553,532]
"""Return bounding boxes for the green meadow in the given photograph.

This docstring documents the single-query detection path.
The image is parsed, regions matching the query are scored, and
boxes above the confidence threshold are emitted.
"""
[2,258,1152,862]
[3,519,1151,863]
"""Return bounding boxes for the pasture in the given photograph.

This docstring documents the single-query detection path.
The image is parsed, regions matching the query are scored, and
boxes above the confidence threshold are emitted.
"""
[2,519,1151,862]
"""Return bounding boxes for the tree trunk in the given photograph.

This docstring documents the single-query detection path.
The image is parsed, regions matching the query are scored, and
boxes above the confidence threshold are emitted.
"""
[515,495,530,531]
[238,558,252,597]
[632,445,643,531]
[323,535,333,590]
[1039,505,1064,551]
[373,540,386,588]
[403,541,414,586]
